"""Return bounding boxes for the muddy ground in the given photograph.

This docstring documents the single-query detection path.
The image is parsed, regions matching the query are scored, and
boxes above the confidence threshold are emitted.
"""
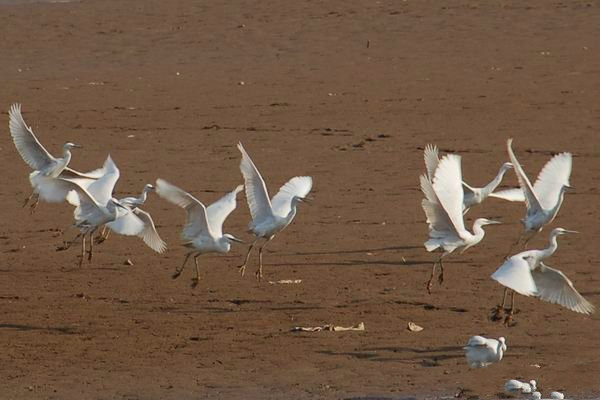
[1,1,599,399]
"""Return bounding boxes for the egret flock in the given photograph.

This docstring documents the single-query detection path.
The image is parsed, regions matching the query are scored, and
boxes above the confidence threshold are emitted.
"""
[7,103,594,396]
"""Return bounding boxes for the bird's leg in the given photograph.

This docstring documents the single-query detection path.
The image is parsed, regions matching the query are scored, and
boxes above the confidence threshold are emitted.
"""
[491,288,508,321]
[504,291,516,326]
[95,226,109,244]
[79,233,86,268]
[437,255,446,285]
[426,258,439,294]
[56,232,82,251]
[173,251,194,279]
[191,253,201,288]
[22,191,35,208]
[256,236,274,282]
[237,239,257,278]
[522,230,538,248]
[28,193,40,214]
[87,229,95,262]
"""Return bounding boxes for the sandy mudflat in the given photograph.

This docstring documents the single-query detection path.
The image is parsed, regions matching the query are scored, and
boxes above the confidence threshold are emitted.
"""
[1,1,599,399]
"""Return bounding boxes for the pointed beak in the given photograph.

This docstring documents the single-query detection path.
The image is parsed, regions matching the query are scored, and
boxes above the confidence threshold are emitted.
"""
[72,144,82,148]
[229,236,244,244]
[487,220,502,225]
[301,196,313,204]
[564,229,579,234]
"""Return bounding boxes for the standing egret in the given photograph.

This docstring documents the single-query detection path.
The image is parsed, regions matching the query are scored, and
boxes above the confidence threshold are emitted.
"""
[505,379,537,396]
[236,142,312,281]
[8,103,105,212]
[463,335,506,368]
[155,179,244,287]
[57,156,166,266]
[95,183,155,244]
[420,154,500,293]
[424,144,513,213]
[501,138,572,249]
[491,228,594,325]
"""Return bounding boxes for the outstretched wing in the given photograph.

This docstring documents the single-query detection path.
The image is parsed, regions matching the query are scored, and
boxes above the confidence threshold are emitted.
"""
[206,185,244,236]
[271,176,313,218]
[56,177,102,221]
[424,144,439,181]
[8,103,56,171]
[85,155,120,205]
[431,154,466,237]
[491,254,538,296]
[132,208,167,253]
[155,179,212,240]
[489,188,525,202]
[532,262,595,314]
[420,174,456,237]
[532,153,572,210]
[506,139,542,214]
[237,142,273,222]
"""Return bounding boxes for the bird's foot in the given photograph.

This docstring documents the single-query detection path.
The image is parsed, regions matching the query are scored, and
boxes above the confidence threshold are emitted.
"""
[503,310,516,327]
[171,270,182,280]
[87,250,93,262]
[29,203,38,215]
[78,257,84,268]
[437,270,444,285]
[425,278,434,294]
[95,236,106,245]
[238,265,246,278]
[255,268,263,282]
[490,305,504,321]
[191,278,199,288]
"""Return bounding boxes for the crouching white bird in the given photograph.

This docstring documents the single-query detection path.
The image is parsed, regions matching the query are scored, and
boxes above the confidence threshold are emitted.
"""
[463,335,506,368]
[155,179,244,287]
[499,139,572,251]
[505,379,537,396]
[491,227,594,325]
[424,144,513,213]
[8,103,106,212]
[420,153,501,293]
[57,156,166,266]
[236,142,312,281]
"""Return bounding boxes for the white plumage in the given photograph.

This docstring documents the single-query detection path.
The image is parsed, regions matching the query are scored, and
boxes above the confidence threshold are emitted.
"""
[505,379,537,395]
[155,179,244,286]
[463,335,506,368]
[236,142,312,280]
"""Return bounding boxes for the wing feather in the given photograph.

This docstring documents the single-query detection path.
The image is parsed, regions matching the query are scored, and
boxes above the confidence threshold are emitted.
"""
[270,176,313,218]
[489,188,525,202]
[132,208,167,253]
[420,174,456,236]
[206,185,244,236]
[8,103,56,172]
[431,154,466,236]
[237,142,273,222]
[532,263,595,314]
[532,153,572,210]
[491,254,538,296]
[424,144,439,181]
[506,139,542,213]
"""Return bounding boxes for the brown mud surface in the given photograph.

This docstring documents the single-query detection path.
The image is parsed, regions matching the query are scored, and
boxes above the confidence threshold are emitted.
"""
[1,1,599,399]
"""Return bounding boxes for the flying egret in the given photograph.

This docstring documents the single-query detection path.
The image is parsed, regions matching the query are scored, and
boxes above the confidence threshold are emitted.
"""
[505,379,537,396]
[236,142,312,281]
[8,103,105,212]
[463,335,506,368]
[57,156,166,266]
[424,144,513,213]
[95,183,155,244]
[155,179,244,287]
[491,227,594,324]
[420,154,501,293]
[501,138,572,250]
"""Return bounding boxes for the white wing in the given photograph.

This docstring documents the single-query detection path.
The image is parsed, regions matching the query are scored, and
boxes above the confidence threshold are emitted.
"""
[85,155,120,205]
[491,254,538,296]
[155,179,213,240]
[507,139,543,214]
[132,208,167,253]
[532,153,572,210]
[420,175,456,236]
[237,142,273,222]
[271,176,313,218]
[424,144,439,181]
[465,336,493,349]
[489,188,525,202]
[56,178,103,223]
[8,103,56,171]
[107,209,145,236]
[532,262,595,314]
[431,154,467,236]
[206,185,244,236]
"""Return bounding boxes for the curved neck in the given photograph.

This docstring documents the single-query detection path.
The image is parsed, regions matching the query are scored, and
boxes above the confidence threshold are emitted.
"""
[284,198,300,224]
[481,166,510,197]
[549,187,566,216]
[471,220,486,240]
[138,188,150,204]
[540,233,560,259]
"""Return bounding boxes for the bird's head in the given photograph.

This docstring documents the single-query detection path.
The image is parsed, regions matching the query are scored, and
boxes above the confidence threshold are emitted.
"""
[144,183,155,192]
[498,336,506,349]
[477,218,501,227]
[223,233,244,244]
[63,142,82,150]
[552,227,578,236]
[501,162,513,172]
[529,380,537,390]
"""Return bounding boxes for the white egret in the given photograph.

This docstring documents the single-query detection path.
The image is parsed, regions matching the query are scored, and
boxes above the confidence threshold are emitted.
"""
[505,379,537,395]
[491,227,594,324]
[8,103,105,212]
[155,179,244,287]
[549,392,565,399]
[236,142,312,280]
[463,335,506,368]
[531,393,542,400]
[420,154,500,292]
[57,156,166,266]
[424,144,513,213]
[501,138,572,249]
[95,183,155,244]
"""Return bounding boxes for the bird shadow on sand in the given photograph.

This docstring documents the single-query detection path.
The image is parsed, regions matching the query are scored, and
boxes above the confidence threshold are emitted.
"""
[281,245,421,257]
[0,323,78,335]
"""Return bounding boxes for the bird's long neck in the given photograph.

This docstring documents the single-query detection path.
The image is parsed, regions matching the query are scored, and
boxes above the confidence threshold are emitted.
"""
[548,187,567,218]
[283,198,300,225]
[471,220,487,242]
[481,166,510,197]
[540,233,560,260]
[50,148,72,177]
[137,188,150,204]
